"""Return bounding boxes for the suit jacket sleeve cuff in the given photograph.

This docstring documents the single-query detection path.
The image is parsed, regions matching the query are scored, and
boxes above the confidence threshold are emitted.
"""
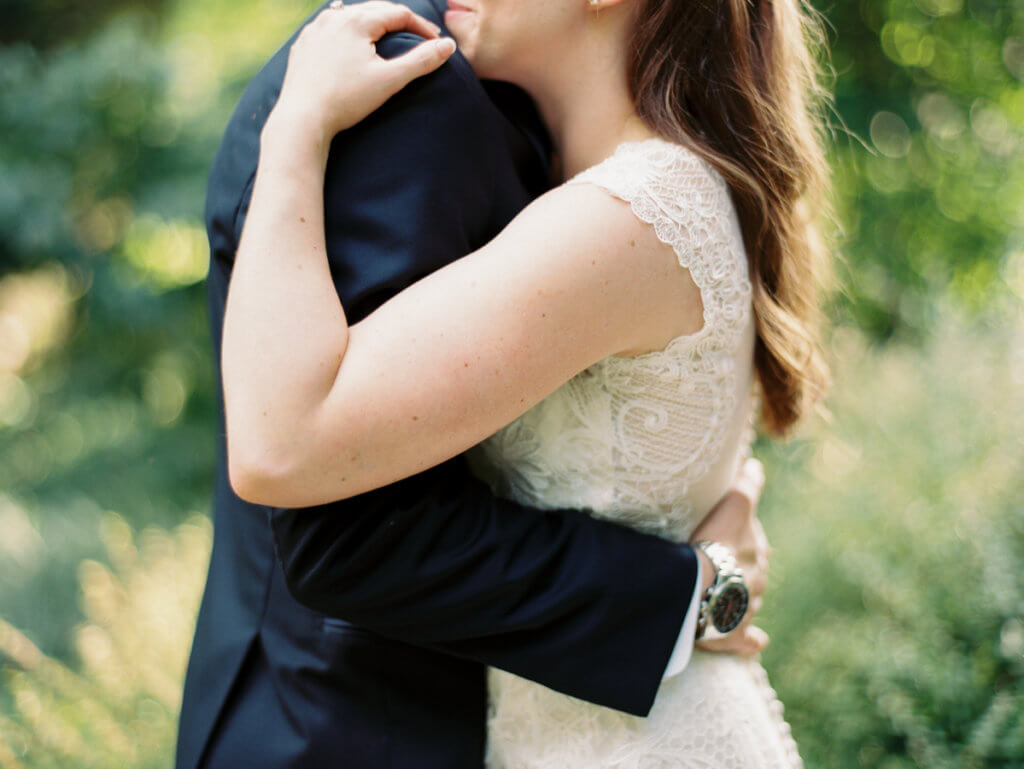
[662,556,703,679]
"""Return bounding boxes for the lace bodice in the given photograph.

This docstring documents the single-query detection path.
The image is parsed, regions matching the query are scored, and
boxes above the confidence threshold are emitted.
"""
[469,138,757,542]
[475,138,802,769]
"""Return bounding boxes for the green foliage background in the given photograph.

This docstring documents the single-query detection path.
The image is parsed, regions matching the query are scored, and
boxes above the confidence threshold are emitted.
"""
[0,0,1021,766]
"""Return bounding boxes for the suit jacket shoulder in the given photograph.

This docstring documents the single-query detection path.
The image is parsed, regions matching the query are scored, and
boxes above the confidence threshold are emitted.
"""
[204,15,549,325]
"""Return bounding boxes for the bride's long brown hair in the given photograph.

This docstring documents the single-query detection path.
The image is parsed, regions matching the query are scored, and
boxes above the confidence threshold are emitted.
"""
[629,0,836,436]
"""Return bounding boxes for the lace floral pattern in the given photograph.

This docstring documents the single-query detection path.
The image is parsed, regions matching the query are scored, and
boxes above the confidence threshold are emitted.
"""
[487,654,802,769]
[472,138,757,542]
[470,139,802,768]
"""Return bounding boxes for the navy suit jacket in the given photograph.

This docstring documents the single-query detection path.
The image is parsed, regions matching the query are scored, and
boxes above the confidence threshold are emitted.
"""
[177,2,699,767]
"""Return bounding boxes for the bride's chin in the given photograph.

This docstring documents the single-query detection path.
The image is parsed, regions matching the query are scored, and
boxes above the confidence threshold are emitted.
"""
[459,48,501,80]
[456,45,492,78]
[445,26,493,75]
[445,16,475,51]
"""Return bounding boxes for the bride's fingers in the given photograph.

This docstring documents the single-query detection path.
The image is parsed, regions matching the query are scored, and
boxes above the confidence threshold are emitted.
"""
[381,37,457,91]
[311,3,440,46]
[356,3,442,41]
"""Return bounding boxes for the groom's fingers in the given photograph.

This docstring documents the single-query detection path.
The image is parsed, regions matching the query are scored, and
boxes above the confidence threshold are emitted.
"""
[696,595,768,656]
[732,457,765,507]
[744,625,770,653]
[749,596,764,616]
[697,623,769,657]
[753,518,771,573]
[747,567,767,600]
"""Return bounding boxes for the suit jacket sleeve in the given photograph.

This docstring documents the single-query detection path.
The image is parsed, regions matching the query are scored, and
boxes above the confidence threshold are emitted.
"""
[265,34,700,718]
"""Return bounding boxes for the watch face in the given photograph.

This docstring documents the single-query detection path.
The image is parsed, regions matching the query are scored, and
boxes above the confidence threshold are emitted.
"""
[710,582,749,634]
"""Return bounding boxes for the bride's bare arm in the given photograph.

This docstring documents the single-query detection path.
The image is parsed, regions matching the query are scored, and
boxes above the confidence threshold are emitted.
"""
[225,164,700,505]
[222,4,701,507]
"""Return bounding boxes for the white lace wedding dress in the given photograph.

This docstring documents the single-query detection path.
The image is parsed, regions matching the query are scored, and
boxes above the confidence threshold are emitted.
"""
[467,138,803,768]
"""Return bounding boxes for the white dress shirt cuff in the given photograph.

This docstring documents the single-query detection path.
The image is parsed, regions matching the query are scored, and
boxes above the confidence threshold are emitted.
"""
[662,557,703,679]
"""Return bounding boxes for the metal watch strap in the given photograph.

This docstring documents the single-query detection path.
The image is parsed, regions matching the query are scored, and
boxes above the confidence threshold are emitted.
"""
[694,540,745,639]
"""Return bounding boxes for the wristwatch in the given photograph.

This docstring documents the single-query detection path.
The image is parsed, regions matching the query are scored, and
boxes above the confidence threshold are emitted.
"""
[694,540,750,639]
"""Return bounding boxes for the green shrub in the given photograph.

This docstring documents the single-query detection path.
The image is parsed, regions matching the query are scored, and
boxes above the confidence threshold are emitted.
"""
[760,313,1024,768]
[0,515,210,769]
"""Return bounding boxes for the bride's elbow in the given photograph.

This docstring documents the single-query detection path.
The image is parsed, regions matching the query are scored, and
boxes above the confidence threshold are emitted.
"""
[227,447,297,506]
[224,410,326,506]
[224,405,376,506]
[226,433,321,507]
[226,438,364,507]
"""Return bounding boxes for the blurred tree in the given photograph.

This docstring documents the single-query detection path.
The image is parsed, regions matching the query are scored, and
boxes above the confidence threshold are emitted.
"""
[820,0,1024,338]
[0,0,314,657]
[0,15,216,656]
[0,0,169,48]
[759,316,1024,768]
[0,514,210,769]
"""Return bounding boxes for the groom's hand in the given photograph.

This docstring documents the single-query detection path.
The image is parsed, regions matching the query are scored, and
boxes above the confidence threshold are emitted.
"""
[690,457,771,656]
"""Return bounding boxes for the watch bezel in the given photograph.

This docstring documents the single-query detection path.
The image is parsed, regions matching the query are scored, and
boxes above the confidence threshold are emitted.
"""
[694,541,750,639]
[707,576,749,634]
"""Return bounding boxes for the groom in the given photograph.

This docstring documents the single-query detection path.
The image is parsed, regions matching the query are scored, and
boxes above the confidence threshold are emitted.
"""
[177,0,769,767]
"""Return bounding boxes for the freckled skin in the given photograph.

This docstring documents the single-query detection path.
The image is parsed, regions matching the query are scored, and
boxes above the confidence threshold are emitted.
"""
[224,5,709,507]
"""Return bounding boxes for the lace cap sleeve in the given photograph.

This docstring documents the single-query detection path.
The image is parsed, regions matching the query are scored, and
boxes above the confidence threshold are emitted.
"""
[565,138,752,350]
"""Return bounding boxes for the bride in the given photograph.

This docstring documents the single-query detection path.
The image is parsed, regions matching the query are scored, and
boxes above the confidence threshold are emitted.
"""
[220,0,833,765]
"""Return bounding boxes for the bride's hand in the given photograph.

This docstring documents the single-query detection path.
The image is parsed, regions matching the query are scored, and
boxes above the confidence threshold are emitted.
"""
[271,1,456,146]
